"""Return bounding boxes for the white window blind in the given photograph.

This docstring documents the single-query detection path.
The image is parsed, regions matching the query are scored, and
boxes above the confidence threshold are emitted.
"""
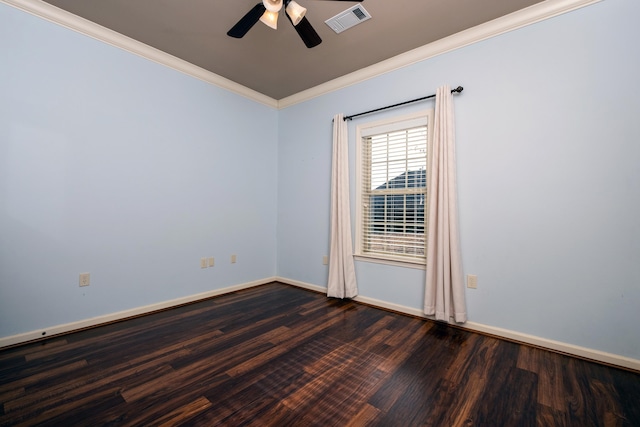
[359,120,428,263]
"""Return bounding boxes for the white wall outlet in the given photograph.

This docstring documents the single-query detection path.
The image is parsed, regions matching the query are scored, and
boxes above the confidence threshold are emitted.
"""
[208,257,215,267]
[323,256,329,265]
[231,254,237,264]
[200,257,207,269]
[467,274,478,289]
[79,273,90,287]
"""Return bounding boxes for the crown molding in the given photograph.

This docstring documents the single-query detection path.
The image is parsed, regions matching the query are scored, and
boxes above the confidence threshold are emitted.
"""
[1,0,279,109]
[277,0,601,109]
[2,0,600,109]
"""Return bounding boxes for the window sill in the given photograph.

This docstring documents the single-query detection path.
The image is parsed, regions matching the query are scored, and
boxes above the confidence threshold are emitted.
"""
[354,254,426,270]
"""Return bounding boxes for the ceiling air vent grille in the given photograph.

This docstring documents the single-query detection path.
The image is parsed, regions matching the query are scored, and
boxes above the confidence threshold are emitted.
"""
[325,4,371,34]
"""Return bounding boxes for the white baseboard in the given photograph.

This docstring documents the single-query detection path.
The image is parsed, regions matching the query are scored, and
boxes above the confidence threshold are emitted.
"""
[459,321,640,372]
[276,277,640,372]
[277,277,327,293]
[3,275,637,372]
[0,277,277,349]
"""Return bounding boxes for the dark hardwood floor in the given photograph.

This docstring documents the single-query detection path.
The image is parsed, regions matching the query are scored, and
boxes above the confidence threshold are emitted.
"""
[1,282,638,426]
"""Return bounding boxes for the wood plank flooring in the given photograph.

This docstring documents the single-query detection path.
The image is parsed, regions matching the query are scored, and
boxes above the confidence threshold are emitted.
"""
[1,282,638,426]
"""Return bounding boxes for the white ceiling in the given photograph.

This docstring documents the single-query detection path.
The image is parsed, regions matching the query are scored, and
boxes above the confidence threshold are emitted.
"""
[32,0,546,100]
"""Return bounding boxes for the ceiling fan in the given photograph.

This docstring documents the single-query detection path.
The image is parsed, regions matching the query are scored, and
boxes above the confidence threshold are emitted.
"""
[227,0,364,48]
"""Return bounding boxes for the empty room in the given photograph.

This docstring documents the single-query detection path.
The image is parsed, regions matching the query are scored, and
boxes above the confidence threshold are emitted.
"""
[1,0,639,425]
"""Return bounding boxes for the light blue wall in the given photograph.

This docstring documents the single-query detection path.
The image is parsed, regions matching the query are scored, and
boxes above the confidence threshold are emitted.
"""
[2,0,638,361]
[277,0,640,360]
[0,3,278,337]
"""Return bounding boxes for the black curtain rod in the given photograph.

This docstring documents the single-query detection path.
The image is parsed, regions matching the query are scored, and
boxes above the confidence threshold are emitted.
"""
[343,86,464,121]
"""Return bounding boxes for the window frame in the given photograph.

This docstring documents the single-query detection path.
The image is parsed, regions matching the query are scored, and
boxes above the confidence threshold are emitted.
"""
[354,109,434,269]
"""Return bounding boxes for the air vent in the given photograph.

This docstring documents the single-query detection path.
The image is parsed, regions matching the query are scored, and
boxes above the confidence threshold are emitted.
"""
[325,4,371,34]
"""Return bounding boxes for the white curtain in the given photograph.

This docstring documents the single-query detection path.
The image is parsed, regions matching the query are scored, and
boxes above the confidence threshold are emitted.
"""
[327,114,358,298]
[424,85,467,323]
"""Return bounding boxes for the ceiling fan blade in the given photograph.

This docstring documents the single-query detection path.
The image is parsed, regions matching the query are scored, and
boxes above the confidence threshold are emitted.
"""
[227,3,266,38]
[288,16,322,48]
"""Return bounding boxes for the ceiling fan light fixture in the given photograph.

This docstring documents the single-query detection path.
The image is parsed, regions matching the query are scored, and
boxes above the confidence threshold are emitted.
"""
[285,1,306,26]
[262,0,283,13]
[260,10,279,30]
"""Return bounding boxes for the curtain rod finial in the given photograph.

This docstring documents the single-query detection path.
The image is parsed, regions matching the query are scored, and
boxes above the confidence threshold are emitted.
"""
[453,86,463,93]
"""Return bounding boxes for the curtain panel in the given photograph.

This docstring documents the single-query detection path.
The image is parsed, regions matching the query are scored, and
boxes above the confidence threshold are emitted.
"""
[424,85,467,323]
[327,114,358,298]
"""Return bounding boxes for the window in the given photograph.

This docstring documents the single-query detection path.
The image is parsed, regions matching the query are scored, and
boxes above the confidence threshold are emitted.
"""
[355,110,433,266]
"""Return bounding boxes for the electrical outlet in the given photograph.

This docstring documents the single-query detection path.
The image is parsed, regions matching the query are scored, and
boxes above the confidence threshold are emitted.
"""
[200,258,207,269]
[208,257,215,267]
[467,274,478,289]
[323,256,328,265]
[79,273,90,287]
[231,254,237,264]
